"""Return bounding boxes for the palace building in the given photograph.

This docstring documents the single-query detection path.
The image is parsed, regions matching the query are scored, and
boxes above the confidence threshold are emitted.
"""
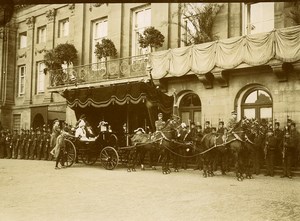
[0,2,299,131]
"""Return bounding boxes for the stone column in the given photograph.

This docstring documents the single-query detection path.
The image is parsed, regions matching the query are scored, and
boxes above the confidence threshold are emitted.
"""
[23,16,35,105]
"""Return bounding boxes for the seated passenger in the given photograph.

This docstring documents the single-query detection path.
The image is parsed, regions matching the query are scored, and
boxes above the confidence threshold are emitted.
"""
[75,121,97,142]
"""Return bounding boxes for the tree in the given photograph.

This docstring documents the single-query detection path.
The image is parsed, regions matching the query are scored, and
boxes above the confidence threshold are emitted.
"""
[169,3,223,46]
[44,43,78,70]
[138,26,165,52]
[286,1,300,25]
[94,38,117,60]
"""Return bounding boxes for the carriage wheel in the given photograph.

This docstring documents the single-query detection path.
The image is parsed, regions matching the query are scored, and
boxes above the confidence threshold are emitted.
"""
[100,146,119,170]
[64,139,77,167]
[81,150,98,165]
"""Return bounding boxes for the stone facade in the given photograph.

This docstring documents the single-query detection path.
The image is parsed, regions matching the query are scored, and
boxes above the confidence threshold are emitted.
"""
[0,2,298,130]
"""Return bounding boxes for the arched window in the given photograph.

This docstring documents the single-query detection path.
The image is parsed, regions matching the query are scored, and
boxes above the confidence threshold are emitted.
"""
[241,89,272,122]
[179,93,201,125]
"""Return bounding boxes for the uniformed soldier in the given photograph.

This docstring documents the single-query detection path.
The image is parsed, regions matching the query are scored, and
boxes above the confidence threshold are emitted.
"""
[216,121,229,174]
[12,130,19,159]
[36,128,43,160]
[264,128,277,176]
[28,129,35,160]
[227,110,238,132]
[203,121,212,134]
[155,113,166,132]
[177,122,189,169]
[18,129,26,159]
[5,130,12,159]
[281,129,296,179]
[47,127,52,160]
[273,122,283,166]
[194,122,203,170]
[0,130,6,158]
[290,122,299,170]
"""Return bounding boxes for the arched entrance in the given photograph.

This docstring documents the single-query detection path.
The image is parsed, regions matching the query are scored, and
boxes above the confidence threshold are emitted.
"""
[178,92,201,125]
[32,114,45,129]
[241,88,273,122]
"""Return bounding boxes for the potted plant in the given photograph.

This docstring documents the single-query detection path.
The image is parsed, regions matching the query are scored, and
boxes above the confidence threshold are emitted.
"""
[44,43,78,85]
[94,38,117,61]
[138,26,165,52]
[94,38,118,77]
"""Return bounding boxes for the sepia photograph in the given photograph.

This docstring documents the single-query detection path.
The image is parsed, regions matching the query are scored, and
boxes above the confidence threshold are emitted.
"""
[0,1,300,220]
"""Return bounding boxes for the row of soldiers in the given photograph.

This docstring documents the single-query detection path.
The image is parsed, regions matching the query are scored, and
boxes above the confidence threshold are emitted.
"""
[0,126,54,161]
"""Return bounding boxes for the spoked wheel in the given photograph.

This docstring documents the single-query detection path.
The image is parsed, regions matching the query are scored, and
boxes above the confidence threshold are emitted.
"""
[64,139,77,167]
[100,146,119,170]
[81,150,98,165]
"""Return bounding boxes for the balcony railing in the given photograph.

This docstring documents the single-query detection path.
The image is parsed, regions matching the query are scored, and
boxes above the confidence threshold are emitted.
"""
[49,54,149,88]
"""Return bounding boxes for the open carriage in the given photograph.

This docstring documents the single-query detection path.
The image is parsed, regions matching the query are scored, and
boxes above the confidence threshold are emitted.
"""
[60,82,174,170]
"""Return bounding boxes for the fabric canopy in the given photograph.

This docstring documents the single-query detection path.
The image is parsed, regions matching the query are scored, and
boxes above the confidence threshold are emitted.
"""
[150,25,300,79]
[62,82,173,113]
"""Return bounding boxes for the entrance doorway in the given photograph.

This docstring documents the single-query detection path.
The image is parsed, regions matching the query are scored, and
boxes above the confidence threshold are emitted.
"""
[179,92,201,125]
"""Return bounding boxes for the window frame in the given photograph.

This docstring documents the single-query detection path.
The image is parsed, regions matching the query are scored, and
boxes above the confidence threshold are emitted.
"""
[19,32,27,49]
[18,65,26,96]
[242,2,275,35]
[36,62,45,93]
[37,26,47,44]
[241,88,273,121]
[91,18,108,64]
[58,18,69,38]
[132,5,151,56]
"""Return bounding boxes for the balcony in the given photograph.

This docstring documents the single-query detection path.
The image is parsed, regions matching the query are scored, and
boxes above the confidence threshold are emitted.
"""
[48,54,150,90]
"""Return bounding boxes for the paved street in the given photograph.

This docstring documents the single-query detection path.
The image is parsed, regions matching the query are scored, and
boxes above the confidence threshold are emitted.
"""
[0,159,299,221]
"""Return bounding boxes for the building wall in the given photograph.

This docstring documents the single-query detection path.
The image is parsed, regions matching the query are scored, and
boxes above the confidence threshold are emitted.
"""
[0,2,298,129]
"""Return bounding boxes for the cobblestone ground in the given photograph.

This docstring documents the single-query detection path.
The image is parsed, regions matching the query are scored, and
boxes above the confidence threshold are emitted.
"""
[0,159,299,221]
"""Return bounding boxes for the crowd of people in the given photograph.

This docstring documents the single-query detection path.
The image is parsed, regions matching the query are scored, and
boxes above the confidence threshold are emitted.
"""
[1,111,299,177]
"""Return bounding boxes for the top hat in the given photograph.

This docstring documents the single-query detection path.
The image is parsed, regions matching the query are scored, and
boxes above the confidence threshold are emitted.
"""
[205,121,210,124]
[275,122,280,126]
[219,121,224,125]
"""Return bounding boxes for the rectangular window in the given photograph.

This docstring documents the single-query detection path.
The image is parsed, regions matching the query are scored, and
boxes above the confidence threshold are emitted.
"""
[181,3,204,46]
[18,65,26,96]
[19,32,27,48]
[92,18,108,64]
[13,114,21,132]
[37,26,46,43]
[132,6,151,56]
[243,2,274,35]
[59,18,69,37]
[37,62,45,93]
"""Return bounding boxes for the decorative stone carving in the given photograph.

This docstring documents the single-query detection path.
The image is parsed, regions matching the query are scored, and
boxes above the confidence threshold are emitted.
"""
[26,16,35,29]
[292,62,300,80]
[271,64,288,82]
[68,4,75,13]
[46,9,56,22]
[35,47,47,55]
[196,72,214,89]
[213,71,229,87]
[18,52,27,59]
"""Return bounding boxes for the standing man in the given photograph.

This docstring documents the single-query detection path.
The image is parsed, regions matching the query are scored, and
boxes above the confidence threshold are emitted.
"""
[50,119,60,157]
[281,129,296,179]
[12,130,19,159]
[274,121,283,166]
[155,113,166,132]
[264,128,277,177]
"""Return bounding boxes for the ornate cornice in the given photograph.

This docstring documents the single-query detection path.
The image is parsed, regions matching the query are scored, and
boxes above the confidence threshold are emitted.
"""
[213,71,229,87]
[25,16,35,29]
[196,72,214,89]
[46,9,56,22]
[35,46,47,55]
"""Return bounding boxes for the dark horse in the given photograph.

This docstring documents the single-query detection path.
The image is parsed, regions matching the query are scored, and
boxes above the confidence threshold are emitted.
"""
[130,117,181,174]
[200,119,255,181]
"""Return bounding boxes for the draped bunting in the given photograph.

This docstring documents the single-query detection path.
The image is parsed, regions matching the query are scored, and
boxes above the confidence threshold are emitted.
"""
[150,25,300,79]
[62,82,174,113]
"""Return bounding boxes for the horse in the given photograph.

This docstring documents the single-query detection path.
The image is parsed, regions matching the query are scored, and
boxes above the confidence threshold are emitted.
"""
[128,128,158,172]
[200,119,256,181]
